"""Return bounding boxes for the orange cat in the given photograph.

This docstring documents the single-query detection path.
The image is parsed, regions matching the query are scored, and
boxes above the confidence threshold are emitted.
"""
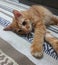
[4,5,58,58]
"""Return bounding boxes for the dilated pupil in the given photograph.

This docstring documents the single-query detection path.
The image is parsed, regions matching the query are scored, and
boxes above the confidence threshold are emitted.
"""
[22,21,26,26]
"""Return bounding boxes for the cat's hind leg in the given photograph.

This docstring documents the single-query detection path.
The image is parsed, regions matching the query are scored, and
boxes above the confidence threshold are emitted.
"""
[51,15,58,25]
[45,32,58,54]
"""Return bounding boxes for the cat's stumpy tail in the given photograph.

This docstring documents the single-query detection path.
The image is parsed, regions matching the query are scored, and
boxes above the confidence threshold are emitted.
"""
[51,15,58,25]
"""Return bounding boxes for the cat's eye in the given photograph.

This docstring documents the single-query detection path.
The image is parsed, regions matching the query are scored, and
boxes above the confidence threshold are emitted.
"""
[18,29,22,32]
[22,21,27,26]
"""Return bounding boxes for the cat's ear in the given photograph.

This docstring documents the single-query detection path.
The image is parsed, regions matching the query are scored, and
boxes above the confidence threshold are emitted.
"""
[13,10,21,18]
[3,25,12,31]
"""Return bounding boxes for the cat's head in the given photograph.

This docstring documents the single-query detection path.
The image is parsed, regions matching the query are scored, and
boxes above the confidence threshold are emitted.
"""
[4,10,32,34]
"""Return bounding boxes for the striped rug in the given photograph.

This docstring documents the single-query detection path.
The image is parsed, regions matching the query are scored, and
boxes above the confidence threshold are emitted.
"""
[0,38,35,65]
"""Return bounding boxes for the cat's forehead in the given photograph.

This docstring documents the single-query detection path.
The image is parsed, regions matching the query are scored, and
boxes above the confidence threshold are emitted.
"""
[18,16,29,22]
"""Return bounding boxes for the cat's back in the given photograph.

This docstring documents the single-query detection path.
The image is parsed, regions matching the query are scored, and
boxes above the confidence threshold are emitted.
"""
[31,5,52,16]
[28,5,53,25]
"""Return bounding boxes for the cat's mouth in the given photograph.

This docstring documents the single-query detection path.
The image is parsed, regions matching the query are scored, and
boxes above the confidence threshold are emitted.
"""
[16,29,31,35]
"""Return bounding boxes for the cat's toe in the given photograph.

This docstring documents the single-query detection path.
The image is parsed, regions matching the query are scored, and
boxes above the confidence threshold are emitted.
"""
[31,44,43,58]
[31,51,43,58]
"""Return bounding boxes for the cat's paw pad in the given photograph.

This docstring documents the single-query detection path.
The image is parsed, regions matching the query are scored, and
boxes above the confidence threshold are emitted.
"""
[31,44,43,58]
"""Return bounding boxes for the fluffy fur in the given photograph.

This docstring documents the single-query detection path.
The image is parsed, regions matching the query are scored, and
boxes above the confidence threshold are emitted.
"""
[4,5,58,58]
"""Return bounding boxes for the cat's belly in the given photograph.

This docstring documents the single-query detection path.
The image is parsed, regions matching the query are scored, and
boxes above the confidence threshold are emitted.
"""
[43,15,53,25]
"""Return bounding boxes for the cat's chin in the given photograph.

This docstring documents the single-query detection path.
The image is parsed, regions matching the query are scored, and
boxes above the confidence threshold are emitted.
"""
[24,30,32,34]
[25,31,31,34]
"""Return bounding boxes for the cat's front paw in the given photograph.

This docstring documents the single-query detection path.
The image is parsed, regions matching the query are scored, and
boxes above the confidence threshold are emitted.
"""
[30,44,43,58]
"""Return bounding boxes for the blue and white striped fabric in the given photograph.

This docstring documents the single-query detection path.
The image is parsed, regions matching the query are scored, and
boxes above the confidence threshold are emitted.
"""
[0,16,58,60]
